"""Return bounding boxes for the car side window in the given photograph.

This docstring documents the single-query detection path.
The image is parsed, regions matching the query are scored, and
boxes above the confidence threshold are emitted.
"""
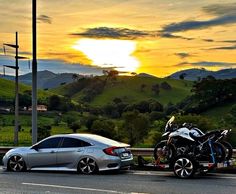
[37,137,62,149]
[61,137,91,148]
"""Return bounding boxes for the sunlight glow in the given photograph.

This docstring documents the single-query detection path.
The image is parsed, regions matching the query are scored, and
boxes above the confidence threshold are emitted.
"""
[72,39,139,72]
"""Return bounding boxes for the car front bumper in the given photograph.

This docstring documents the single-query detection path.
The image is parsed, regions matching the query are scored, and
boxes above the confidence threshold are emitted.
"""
[2,155,8,170]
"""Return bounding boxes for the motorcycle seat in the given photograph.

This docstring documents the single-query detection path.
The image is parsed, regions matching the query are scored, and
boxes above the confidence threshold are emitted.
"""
[189,131,217,142]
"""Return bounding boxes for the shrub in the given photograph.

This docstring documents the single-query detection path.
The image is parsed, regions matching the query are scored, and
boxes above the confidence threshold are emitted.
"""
[69,121,81,133]
[30,125,51,141]
[160,81,172,90]
[91,119,116,138]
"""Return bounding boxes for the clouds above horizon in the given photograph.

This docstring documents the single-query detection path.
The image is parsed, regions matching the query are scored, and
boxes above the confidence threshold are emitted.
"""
[70,27,151,39]
[70,27,195,41]
[175,52,192,59]
[162,3,236,33]
[176,61,236,68]
[206,45,236,50]
[37,15,52,24]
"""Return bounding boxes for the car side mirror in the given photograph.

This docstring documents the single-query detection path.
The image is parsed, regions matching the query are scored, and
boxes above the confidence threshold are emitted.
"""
[32,145,39,151]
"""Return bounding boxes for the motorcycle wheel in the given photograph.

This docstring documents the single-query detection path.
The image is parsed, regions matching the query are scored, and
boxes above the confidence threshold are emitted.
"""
[212,142,226,163]
[220,141,233,160]
[153,140,167,160]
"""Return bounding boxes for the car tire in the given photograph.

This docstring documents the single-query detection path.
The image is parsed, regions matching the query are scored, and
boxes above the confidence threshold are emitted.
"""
[8,155,26,172]
[173,155,196,179]
[78,157,98,174]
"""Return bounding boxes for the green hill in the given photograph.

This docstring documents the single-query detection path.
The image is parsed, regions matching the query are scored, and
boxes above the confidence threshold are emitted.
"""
[0,78,30,99]
[51,76,193,107]
[0,77,52,100]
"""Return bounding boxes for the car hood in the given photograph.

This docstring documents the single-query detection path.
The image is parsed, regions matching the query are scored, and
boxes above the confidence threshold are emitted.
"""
[6,147,30,155]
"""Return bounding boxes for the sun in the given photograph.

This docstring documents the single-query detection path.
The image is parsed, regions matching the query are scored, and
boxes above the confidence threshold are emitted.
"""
[72,39,139,72]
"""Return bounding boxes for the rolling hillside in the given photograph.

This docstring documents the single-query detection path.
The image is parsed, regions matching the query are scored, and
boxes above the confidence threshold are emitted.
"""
[52,76,193,107]
[0,77,52,100]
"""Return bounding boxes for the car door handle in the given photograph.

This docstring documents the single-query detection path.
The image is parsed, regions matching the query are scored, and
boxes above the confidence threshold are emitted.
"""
[50,150,55,153]
[77,149,83,152]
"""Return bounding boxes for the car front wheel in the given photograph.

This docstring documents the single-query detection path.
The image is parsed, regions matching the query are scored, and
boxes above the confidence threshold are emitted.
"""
[8,155,26,172]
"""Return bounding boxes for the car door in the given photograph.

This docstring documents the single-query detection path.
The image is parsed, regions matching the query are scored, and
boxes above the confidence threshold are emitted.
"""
[28,137,62,169]
[56,137,91,169]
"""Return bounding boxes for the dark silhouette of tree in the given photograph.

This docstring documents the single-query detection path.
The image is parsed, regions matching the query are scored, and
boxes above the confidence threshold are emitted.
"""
[179,73,187,80]
[69,121,81,133]
[103,70,119,85]
[122,110,150,146]
[160,81,172,90]
[72,74,79,81]
[131,72,137,76]
[152,84,160,95]
[140,84,147,92]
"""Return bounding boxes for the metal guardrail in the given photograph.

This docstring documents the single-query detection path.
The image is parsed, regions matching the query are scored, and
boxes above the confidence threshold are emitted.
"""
[130,148,236,158]
[1,147,236,157]
[0,147,14,154]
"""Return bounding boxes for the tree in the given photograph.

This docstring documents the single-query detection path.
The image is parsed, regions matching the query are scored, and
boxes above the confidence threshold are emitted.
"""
[30,125,51,141]
[122,111,150,145]
[48,95,61,111]
[69,121,81,133]
[140,84,147,92]
[72,74,79,81]
[103,70,119,84]
[230,104,236,118]
[160,81,172,90]
[179,73,187,80]
[91,119,116,138]
[131,72,137,76]
[152,84,160,95]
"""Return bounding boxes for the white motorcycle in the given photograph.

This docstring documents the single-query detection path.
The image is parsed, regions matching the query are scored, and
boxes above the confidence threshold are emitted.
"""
[154,116,227,178]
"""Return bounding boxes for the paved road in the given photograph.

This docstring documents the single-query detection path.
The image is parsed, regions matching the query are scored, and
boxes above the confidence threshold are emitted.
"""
[0,168,236,194]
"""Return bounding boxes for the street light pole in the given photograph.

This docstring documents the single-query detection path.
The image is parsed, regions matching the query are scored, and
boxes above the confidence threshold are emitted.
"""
[15,31,19,145]
[32,0,38,144]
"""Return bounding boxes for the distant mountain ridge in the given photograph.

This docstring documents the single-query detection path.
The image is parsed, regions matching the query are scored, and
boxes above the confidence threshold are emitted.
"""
[0,70,80,89]
[1,68,235,89]
[169,68,236,80]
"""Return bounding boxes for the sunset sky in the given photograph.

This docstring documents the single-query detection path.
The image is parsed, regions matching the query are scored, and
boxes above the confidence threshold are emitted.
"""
[0,0,236,77]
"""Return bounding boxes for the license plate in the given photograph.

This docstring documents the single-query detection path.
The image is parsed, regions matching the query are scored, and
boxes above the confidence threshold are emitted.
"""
[122,153,129,157]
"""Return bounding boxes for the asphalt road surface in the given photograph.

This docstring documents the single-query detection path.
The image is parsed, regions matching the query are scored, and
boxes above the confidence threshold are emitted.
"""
[0,167,236,194]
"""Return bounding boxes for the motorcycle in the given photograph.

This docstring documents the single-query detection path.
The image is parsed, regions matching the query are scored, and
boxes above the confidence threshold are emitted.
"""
[182,123,233,160]
[154,116,229,166]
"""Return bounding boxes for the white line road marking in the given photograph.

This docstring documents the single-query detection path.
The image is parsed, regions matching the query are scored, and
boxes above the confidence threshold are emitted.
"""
[22,182,149,194]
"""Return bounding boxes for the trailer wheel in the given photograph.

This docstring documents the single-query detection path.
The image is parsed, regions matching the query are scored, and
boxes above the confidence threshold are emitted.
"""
[173,156,196,179]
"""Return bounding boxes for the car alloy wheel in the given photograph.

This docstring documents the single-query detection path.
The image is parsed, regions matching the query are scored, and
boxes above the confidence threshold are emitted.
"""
[8,155,26,172]
[78,157,97,174]
[174,157,194,178]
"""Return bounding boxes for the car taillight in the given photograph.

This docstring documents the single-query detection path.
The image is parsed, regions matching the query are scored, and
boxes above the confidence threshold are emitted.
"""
[103,146,118,156]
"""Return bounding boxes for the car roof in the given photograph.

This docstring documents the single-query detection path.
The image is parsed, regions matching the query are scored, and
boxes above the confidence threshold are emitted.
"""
[51,133,130,147]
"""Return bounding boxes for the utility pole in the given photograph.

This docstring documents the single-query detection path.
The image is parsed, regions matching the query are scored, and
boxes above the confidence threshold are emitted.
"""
[3,32,30,145]
[3,32,19,145]
[32,0,38,144]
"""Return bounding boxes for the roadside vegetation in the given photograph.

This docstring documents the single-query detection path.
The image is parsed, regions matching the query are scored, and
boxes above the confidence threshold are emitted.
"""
[0,75,235,147]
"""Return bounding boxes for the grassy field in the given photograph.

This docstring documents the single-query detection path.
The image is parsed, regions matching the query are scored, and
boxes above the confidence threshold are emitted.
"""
[0,77,53,100]
[52,76,193,107]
